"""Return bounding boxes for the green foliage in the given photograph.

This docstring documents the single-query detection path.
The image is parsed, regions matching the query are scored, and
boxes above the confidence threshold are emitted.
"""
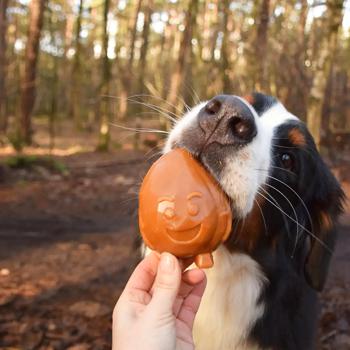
[4,155,69,175]
[7,132,24,153]
[112,141,122,150]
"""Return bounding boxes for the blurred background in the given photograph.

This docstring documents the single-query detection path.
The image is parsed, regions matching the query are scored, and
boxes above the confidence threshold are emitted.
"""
[0,0,349,349]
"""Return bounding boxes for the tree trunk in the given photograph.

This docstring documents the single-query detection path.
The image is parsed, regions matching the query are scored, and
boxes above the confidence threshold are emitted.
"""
[20,0,46,145]
[48,7,58,152]
[295,0,309,118]
[71,0,84,129]
[0,0,9,133]
[97,0,111,151]
[118,0,143,120]
[220,0,230,93]
[183,48,194,110]
[254,0,271,92]
[137,0,153,95]
[285,0,309,119]
[129,0,142,69]
[166,0,198,125]
[307,0,344,149]
[320,67,334,148]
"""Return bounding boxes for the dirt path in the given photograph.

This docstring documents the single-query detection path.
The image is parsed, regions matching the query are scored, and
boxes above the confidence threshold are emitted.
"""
[0,151,349,350]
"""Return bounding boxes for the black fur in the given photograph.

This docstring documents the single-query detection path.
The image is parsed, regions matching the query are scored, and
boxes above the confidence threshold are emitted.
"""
[148,93,345,350]
[226,108,344,349]
[248,92,278,116]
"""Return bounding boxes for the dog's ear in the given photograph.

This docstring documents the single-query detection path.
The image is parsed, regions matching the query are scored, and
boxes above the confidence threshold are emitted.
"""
[304,213,337,291]
[243,92,277,116]
[304,159,344,291]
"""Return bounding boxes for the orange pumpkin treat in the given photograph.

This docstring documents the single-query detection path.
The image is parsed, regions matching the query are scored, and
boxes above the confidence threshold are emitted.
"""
[138,148,232,268]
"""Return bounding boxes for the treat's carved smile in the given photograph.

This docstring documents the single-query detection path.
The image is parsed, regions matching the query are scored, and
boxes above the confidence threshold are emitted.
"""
[166,225,202,243]
[158,195,203,243]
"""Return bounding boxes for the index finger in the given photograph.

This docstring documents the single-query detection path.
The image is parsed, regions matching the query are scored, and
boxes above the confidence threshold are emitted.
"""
[124,252,160,293]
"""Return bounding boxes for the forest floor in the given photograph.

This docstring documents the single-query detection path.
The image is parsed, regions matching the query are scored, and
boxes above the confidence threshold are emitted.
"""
[0,143,349,350]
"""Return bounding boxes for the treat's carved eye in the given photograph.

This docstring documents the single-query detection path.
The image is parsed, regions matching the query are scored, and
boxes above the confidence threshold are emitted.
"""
[157,198,175,219]
[164,207,175,219]
[187,192,202,216]
[187,201,199,216]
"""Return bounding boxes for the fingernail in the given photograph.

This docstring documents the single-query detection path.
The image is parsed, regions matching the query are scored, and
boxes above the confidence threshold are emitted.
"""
[160,253,175,272]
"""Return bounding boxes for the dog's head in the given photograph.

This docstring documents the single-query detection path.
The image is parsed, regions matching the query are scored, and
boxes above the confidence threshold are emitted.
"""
[164,93,344,291]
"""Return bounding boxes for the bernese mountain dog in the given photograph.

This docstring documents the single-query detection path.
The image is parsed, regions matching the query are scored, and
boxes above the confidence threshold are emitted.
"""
[157,93,345,350]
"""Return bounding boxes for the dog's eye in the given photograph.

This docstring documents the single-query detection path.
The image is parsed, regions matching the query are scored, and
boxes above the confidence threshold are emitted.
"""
[280,153,294,170]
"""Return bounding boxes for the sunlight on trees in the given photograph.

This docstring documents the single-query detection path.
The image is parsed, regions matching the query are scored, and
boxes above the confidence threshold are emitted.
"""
[0,0,349,153]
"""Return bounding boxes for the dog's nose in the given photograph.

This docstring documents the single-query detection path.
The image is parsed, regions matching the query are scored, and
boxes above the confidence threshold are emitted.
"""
[198,95,257,146]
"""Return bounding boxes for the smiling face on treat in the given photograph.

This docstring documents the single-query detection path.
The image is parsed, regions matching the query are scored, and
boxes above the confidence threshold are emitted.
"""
[138,149,232,259]
[157,191,207,242]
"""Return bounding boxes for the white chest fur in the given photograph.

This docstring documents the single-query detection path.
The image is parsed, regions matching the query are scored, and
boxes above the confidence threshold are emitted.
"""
[193,246,267,350]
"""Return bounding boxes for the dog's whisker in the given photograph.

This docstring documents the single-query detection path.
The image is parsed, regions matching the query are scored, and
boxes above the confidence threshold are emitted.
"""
[109,122,170,135]
[182,82,201,105]
[258,187,294,241]
[255,199,268,236]
[146,150,163,162]
[129,111,176,127]
[235,217,247,244]
[127,93,185,116]
[231,218,241,242]
[102,94,180,123]
[143,143,163,160]
[120,196,139,205]
[271,144,314,157]
[271,144,299,149]
[103,93,181,119]
[255,166,295,176]
[255,168,315,240]
[129,95,182,119]
[256,190,332,253]
[190,86,201,104]
[265,174,314,237]
[126,99,179,123]
[262,184,301,256]
[181,97,191,112]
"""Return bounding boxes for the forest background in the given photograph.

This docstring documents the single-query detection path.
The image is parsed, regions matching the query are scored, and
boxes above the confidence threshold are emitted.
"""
[0,0,349,153]
[0,1,350,349]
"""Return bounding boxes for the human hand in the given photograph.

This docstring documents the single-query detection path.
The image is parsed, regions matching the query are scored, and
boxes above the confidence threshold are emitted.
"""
[113,252,207,350]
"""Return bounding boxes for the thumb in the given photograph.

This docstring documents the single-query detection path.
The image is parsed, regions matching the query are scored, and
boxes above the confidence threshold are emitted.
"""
[149,252,181,315]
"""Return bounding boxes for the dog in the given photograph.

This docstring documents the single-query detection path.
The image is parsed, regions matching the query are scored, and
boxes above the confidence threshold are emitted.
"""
[154,93,344,350]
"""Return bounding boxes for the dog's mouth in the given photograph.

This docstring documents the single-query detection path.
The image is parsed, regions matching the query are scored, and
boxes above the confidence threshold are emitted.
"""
[171,144,219,180]
[171,143,233,204]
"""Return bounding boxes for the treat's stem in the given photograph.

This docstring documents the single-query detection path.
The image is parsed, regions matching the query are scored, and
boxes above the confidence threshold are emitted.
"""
[195,253,214,268]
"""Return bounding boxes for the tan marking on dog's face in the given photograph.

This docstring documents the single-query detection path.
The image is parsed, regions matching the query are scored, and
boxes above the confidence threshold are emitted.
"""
[243,94,255,105]
[288,128,306,146]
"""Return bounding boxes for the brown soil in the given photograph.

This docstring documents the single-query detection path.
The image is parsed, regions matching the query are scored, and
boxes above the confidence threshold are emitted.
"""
[0,149,349,350]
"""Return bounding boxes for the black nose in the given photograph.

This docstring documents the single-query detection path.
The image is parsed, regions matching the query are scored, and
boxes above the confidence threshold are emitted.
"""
[198,95,257,146]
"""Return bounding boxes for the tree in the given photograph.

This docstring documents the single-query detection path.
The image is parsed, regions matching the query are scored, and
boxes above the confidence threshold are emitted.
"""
[220,0,231,93]
[307,0,344,149]
[118,0,143,119]
[166,0,199,124]
[20,0,46,144]
[254,0,271,92]
[137,0,153,96]
[70,0,84,129]
[128,0,142,69]
[97,0,111,151]
[0,0,9,133]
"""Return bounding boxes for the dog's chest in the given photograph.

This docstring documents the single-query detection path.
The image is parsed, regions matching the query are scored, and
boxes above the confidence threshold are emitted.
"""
[193,246,267,350]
